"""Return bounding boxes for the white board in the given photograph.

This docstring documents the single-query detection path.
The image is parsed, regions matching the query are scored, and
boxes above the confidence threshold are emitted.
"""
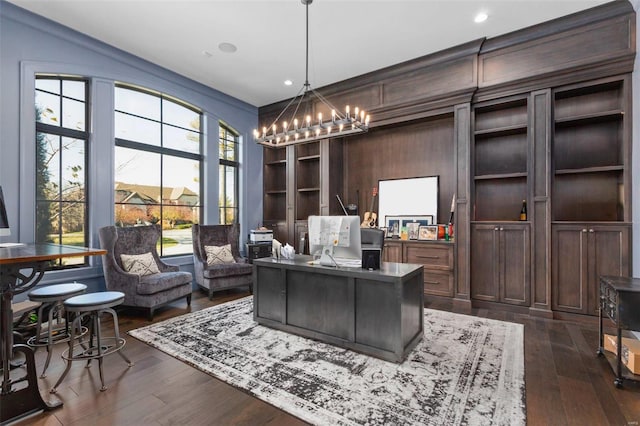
[377,176,438,226]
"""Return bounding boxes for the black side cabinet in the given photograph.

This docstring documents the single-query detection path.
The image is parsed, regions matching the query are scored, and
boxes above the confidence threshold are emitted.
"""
[598,275,640,387]
[246,243,271,264]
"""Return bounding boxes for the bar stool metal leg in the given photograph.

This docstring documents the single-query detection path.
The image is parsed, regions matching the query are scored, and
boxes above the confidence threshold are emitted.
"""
[50,291,133,394]
[27,283,87,378]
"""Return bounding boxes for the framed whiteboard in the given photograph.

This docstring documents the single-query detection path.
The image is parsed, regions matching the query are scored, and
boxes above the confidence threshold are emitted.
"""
[377,176,438,227]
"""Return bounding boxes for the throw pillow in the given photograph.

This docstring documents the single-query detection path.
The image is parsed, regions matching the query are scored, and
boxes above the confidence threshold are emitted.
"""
[120,252,161,276]
[204,244,236,265]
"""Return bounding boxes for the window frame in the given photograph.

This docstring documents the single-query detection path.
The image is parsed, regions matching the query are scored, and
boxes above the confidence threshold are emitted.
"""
[218,122,239,225]
[35,75,90,269]
[113,84,204,257]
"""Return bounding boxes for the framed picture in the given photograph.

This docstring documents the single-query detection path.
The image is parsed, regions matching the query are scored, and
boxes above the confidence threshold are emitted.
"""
[400,215,434,230]
[418,225,438,241]
[385,216,402,238]
[379,227,389,238]
[406,222,420,240]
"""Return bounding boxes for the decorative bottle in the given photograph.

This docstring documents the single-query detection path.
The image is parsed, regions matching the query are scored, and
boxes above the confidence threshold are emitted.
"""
[519,200,527,221]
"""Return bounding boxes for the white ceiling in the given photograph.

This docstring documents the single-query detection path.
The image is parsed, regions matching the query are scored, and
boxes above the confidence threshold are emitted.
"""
[8,0,612,107]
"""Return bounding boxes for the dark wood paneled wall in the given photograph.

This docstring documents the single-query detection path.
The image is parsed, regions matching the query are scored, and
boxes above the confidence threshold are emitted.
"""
[259,1,636,312]
[343,115,454,225]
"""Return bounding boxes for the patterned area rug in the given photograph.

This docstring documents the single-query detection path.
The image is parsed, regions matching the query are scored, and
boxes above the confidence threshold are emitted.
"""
[129,297,525,425]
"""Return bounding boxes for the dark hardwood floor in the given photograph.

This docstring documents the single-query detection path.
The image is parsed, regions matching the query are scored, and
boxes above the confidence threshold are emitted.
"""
[13,289,640,425]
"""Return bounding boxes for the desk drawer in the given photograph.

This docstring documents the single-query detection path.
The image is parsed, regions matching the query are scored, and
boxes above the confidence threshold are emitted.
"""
[405,244,453,270]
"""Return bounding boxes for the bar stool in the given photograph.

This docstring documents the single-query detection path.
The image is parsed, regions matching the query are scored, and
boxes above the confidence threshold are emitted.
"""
[50,291,133,393]
[27,282,88,377]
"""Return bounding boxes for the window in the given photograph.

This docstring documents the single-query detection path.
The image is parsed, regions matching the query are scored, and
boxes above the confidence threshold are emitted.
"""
[219,123,239,224]
[35,76,89,268]
[114,85,202,256]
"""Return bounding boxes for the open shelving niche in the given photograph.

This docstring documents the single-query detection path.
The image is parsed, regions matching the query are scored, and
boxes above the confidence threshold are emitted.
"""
[552,80,625,222]
[472,97,529,222]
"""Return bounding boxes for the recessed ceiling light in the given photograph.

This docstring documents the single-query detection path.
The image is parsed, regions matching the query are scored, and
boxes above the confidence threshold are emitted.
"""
[284,80,293,86]
[474,12,488,23]
[218,42,237,53]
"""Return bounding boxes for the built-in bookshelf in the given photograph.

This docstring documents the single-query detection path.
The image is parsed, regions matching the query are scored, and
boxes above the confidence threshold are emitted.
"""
[552,80,625,222]
[472,97,529,222]
[295,142,320,221]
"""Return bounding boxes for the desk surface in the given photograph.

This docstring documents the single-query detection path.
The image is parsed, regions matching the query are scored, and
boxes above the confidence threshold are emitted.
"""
[254,255,422,279]
[0,243,105,265]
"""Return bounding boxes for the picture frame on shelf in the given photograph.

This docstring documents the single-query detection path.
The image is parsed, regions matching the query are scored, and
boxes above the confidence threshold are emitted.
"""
[385,216,402,238]
[379,227,389,238]
[418,225,438,241]
[406,222,420,240]
[400,215,434,230]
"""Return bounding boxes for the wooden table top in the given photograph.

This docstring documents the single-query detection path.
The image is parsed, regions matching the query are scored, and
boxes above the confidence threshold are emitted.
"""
[0,243,105,265]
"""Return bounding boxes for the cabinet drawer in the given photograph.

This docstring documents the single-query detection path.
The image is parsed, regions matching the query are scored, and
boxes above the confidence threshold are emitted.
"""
[600,282,618,323]
[423,270,454,297]
[405,245,453,270]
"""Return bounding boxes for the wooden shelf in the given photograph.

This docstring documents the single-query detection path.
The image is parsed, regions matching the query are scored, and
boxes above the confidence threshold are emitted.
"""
[297,187,320,193]
[265,160,287,166]
[265,190,286,195]
[475,172,527,181]
[555,109,623,127]
[474,124,527,138]
[297,155,320,162]
[555,165,623,175]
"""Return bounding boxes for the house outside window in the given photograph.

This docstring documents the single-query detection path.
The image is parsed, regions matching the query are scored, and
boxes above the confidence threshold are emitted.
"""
[219,123,239,224]
[114,85,203,256]
[35,76,89,268]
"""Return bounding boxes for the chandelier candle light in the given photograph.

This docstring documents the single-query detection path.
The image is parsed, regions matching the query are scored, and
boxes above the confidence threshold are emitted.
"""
[254,0,370,148]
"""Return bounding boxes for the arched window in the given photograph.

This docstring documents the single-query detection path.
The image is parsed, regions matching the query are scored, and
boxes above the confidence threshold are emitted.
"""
[114,84,203,256]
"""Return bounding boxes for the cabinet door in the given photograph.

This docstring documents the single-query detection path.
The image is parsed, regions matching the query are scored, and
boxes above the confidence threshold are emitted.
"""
[552,224,630,316]
[471,224,500,302]
[552,225,589,314]
[383,241,402,263]
[499,225,530,306]
[587,226,630,315]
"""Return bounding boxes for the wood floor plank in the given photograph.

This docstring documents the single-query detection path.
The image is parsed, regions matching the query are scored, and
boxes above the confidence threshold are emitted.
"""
[14,290,640,426]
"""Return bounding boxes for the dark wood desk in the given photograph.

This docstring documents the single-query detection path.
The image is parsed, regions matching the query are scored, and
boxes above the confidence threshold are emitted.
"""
[0,244,105,425]
[253,256,424,363]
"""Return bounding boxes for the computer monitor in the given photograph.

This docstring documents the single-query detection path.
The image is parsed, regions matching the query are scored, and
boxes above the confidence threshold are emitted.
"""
[0,186,10,237]
[308,215,362,267]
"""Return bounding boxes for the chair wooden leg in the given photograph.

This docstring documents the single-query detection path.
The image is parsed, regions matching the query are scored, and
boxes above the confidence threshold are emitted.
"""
[186,294,192,306]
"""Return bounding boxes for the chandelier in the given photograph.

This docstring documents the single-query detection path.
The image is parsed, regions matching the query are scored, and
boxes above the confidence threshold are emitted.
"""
[254,0,369,148]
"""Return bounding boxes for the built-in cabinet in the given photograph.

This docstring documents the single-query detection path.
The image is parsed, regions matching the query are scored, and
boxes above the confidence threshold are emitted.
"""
[550,77,631,316]
[260,1,635,318]
[471,224,530,306]
[383,240,454,297]
[262,140,343,252]
[552,224,630,315]
[470,97,531,308]
[262,146,290,244]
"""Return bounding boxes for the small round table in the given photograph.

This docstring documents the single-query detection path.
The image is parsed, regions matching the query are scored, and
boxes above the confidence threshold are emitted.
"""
[27,282,88,377]
[50,291,133,393]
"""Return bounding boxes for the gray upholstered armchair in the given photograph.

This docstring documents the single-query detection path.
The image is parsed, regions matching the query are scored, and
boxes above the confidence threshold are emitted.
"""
[192,224,253,300]
[99,225,193,320]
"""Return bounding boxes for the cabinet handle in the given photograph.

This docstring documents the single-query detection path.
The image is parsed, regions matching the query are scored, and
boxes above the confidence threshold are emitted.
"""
[500,227,504,231]
[494,227,499,231]
[582,229,587,233]
[425,280,440,285]
[416,255,439,259]
[589,229,595,233]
